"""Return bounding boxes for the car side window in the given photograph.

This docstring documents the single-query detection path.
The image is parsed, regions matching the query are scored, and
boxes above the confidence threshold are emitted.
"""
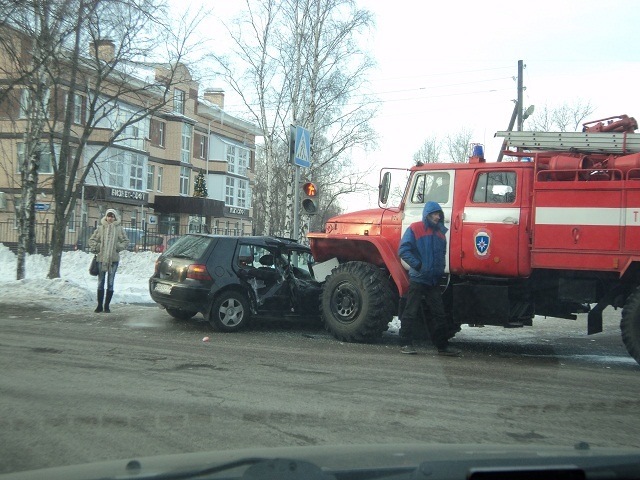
[472,171,516,204]
[237,245,254,269]
[236,244,276,270]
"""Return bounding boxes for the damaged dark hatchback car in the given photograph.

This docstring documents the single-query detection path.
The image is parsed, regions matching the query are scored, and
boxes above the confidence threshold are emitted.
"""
[149,234,322,331]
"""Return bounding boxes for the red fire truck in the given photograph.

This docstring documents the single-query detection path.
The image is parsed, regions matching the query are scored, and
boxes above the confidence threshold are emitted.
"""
[307,115,640,365]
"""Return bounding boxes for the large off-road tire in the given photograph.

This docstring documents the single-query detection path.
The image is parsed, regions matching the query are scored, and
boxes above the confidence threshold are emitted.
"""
[165,307,197,320]
[209,291,251,332]
[321,261,395,343]
[621,285,640,366]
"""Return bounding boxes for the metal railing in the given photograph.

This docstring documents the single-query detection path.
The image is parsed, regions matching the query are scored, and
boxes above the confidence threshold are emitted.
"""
[0,220,248,255]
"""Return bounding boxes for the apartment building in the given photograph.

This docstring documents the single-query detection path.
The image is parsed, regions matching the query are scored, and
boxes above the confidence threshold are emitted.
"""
[0,33,261,250]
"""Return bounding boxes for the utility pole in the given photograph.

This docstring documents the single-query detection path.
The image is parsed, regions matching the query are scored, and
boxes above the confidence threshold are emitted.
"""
[517,59,524,131]
[497,60,525,162]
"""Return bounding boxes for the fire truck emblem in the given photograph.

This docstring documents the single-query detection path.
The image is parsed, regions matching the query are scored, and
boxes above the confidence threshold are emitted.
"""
[474,230,491,257]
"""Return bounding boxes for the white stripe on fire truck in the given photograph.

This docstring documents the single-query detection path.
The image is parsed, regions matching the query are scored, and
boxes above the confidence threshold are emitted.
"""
[463,206,521,224]
[535,207,627,226]
[462,206,640,226]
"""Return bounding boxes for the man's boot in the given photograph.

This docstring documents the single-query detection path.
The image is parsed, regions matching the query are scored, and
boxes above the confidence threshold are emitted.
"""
[95,289,104,313]
[104,290,114,313]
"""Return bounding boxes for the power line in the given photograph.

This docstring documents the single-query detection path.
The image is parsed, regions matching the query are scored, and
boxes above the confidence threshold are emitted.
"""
[216,65,517,112]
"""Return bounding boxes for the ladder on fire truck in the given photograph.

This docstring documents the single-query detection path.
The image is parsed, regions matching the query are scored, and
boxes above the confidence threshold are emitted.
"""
[495,130,640,154]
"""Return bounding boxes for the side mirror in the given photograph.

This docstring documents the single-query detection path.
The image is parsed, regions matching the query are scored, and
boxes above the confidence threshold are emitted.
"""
[379,171,391,204]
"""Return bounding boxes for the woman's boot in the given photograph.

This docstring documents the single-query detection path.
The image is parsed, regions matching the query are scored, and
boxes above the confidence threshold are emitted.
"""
[104,290,114,313]
[95,289,104,313]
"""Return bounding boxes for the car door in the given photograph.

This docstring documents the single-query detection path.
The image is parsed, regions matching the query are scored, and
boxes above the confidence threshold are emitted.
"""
[235,243,290,311]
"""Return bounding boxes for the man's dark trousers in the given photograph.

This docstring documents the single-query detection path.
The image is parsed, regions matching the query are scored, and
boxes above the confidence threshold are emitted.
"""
[400,281,449,349]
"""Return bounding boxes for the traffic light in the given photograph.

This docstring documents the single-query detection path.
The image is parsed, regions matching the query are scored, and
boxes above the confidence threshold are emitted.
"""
[301,182,318,215]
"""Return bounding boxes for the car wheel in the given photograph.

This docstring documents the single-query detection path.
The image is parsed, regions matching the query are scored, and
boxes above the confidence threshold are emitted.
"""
[209,291,251,332]
[165,307,197,320]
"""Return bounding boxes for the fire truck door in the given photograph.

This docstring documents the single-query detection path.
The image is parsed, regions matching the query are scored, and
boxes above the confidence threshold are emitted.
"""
[401,170,455,273]
[459,170,523,276]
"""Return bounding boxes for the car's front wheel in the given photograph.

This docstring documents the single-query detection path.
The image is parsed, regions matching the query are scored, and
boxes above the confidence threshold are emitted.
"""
[209,291,251,332]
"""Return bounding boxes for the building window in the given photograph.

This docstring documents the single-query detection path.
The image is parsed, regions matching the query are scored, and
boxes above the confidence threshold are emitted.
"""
[180,166,190,195]
[108,150,125,187]
[199,136,206,159]
[129,153,144,190]
[181,123,192,163]
[225,177,235,205]
[173,89,185,114]
[226,144,250,176]
[158,121,165,147]
[68,208,76,232]
[147,165,155,191]
[238,148,248,176]
[150,119,165,147]
[73,94,83,124]
[19,89,50,119]
[17,143,54,174]
[237,179,247,208]
[227,145,235,173]
[157,166,163,192]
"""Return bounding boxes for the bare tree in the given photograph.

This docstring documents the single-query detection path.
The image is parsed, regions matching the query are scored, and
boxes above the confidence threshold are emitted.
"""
[0,0,203,279]
[0,1,79,278]
[211,0,377,240]
[527,100,595,132]
[445,128,473,163]
[413,136,442,165]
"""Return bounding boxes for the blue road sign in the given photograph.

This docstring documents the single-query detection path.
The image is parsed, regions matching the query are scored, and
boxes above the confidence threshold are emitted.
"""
[34,203,50,212]
[294,126,311,168]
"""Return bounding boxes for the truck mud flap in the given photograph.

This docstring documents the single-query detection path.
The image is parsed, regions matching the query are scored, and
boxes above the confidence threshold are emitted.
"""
[452,283,510,325]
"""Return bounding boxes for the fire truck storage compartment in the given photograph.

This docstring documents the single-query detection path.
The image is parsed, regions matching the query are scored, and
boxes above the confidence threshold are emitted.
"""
[532,185,623,252]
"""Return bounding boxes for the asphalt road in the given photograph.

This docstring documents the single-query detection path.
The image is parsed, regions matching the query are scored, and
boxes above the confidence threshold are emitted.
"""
[1,302,639,475]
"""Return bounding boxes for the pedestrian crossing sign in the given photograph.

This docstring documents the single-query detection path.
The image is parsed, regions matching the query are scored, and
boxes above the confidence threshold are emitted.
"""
[294,126,311,168]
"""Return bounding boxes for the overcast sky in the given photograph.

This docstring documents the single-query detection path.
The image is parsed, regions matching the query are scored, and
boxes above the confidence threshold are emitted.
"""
[185,0,640,208]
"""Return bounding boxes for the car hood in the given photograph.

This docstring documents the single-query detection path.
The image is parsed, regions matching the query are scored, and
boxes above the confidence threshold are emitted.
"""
[3,443,640,480]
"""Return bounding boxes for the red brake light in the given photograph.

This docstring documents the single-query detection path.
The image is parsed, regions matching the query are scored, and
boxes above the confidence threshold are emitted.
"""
[187,264,212,281]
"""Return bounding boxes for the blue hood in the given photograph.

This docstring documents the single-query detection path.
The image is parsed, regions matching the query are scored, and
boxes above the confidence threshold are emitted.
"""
[422,201,447,233]
[423,201,443,220]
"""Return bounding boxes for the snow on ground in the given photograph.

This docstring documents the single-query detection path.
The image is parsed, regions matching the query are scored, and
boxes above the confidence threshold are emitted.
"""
[0,243,158,309]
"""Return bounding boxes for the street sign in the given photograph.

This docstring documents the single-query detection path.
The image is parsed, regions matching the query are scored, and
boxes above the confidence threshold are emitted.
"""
[34,203,50,212]
[293,125,311,168]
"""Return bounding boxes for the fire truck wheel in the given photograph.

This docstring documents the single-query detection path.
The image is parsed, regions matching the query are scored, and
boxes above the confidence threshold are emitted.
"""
[321,261,394,342]
[621,286,640,365]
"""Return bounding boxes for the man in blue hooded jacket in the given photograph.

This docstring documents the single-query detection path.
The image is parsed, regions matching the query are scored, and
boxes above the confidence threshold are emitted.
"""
[398,201,461,356]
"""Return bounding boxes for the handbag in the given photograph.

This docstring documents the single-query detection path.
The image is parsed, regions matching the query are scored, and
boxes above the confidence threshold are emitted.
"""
[89,256,99,276]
